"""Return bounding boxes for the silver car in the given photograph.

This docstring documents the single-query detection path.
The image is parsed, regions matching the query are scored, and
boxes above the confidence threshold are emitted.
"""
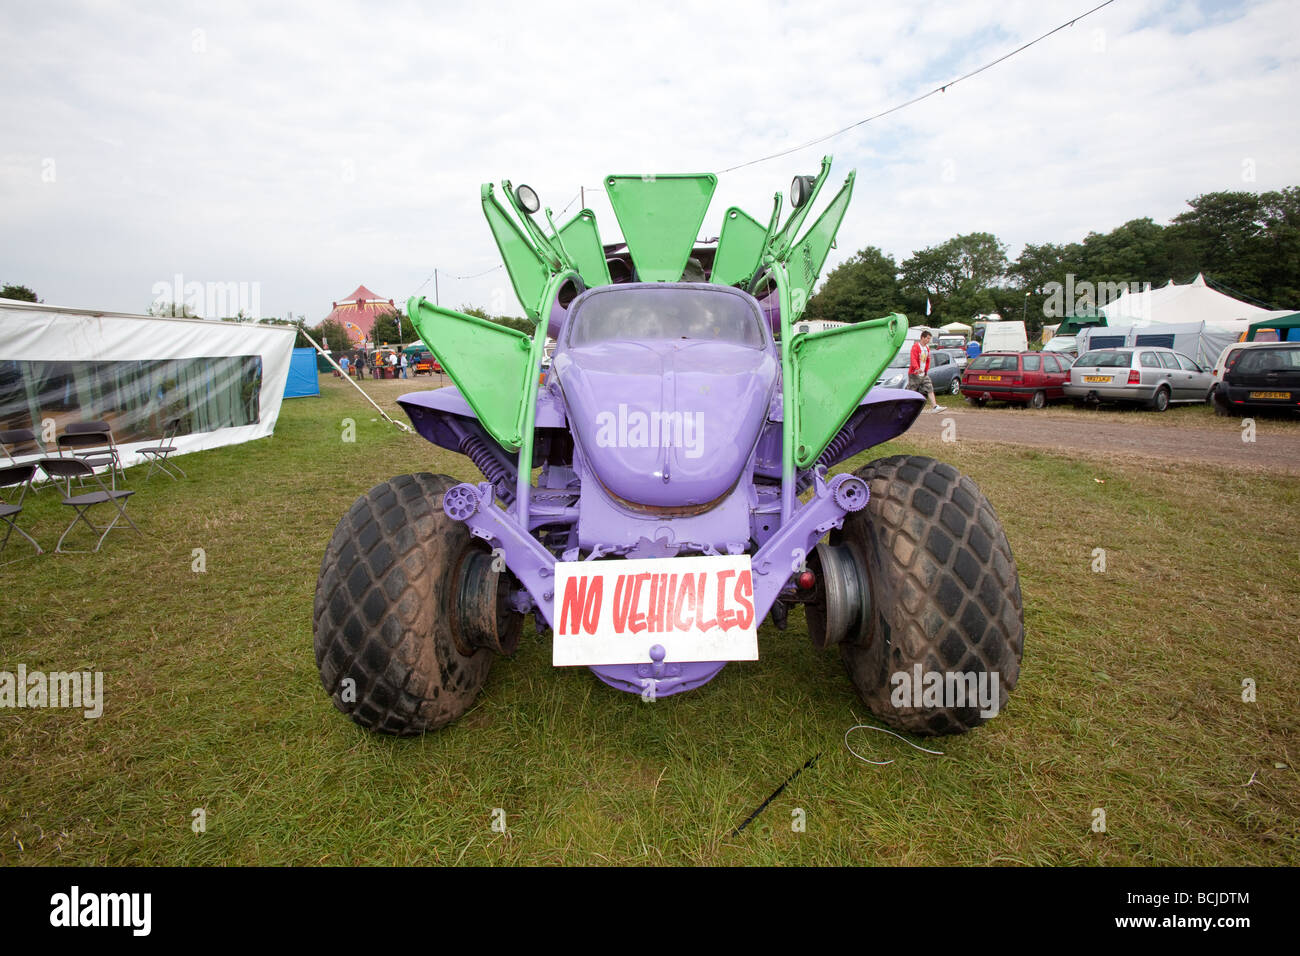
[875,344,963,394]
[1063,347,1213,411]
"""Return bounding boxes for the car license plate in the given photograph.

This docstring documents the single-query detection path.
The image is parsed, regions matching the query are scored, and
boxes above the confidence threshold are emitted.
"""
[977,375,1001,382]
[552,555,759,666]
[1249,391,1289,400]
[1083,375,1111,383]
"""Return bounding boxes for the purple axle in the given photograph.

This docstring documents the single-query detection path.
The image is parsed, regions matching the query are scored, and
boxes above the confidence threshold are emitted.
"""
[441,469,867,695]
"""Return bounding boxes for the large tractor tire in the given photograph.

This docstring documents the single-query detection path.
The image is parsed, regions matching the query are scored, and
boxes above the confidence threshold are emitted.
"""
[313,473,496,735]
[837,455,1024,735]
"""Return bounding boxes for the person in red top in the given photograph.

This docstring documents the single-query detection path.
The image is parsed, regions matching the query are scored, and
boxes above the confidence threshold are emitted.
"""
[908,330,943,412]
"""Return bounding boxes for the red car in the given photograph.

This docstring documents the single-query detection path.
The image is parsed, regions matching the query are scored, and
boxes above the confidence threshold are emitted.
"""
[960,351,1074,408]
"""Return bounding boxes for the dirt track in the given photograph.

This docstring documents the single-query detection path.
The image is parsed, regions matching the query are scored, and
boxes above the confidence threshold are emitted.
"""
[337,375,1300,475]
[905,404,1300,475]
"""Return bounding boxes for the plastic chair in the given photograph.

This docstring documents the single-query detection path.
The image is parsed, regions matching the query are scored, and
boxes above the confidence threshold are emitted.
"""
[58,422,124,489]
[0,427,45,463]
[138,418,187,481]
[0,428,50,494]
[38,457,140,553]
[0,463,43,562]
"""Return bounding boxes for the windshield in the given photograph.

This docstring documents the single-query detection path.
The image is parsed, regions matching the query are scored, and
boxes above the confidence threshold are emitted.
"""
[1236,347,1300,374]
[969,354,1018,371]
[1077,350,1132,368]
[887,345,912,368]
[568,287,765,348]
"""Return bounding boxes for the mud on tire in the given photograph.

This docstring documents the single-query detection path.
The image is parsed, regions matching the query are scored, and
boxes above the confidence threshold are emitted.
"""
[313,472,493,735]
[838,455,1024,735]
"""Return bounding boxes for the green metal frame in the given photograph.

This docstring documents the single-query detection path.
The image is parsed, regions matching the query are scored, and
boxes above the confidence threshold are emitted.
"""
[515,269,582,528]
[604,173,718,282]
[405,298,533,448]
[418,159,904,523]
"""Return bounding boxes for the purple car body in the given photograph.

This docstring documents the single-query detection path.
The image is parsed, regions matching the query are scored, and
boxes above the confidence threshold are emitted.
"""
[398,283,923,695]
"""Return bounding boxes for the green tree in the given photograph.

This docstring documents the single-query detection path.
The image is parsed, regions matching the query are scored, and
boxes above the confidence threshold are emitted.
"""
[1076,218,1175,286]
[900,232,1008,323]
[1165,188,1300,306]
[459,303,535,334]
[1,284,39,302]
[310,319,350,353]
[804,247,902,323]
[370,309,405,348]
[149,301,197,317]
[1006,241,1080,337]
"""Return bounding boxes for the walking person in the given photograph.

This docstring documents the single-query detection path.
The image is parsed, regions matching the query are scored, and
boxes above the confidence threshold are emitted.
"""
[399,351,408,379]
[909,330,943,413]
[339,354,350,378]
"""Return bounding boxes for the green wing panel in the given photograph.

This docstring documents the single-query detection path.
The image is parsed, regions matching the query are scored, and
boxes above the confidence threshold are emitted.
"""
[784,171,855,322]
[604,173,717,282]
[406,296,533,450]
[557,209,612,288]
[482,184,551,322]
[790,312,907,468]
[711,207,766,287]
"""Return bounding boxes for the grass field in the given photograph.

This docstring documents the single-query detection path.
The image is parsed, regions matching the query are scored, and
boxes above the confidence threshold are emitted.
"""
[2,373,1297,865]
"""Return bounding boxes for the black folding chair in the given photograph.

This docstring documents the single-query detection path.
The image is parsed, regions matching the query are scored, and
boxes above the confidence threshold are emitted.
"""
[0,427,46,463]
[38,457,140,553]
[138,418,187,481]
[0,428,49,494]
[58,422,124,490]
[0,463,43,563]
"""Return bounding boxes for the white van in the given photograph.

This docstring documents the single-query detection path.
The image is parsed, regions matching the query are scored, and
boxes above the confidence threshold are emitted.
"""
[980,320,1028,353]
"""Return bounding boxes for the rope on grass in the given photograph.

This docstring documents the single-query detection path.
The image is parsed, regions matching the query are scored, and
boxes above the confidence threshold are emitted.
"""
[297,327,411,433]
[844,724,945,766]
[729,752,821,836]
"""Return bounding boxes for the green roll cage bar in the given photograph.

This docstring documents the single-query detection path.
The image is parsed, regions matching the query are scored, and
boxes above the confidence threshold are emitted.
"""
[407,156,906,527]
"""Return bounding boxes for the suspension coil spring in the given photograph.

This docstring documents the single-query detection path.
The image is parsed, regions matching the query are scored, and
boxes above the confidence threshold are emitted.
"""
[816,423,855,468]
[460,435,514,504]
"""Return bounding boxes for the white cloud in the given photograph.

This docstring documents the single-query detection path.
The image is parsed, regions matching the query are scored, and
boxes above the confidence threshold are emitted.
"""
[1,0,1297,319]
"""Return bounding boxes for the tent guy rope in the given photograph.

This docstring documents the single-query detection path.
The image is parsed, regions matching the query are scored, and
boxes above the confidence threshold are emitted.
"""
[297,327,411,433]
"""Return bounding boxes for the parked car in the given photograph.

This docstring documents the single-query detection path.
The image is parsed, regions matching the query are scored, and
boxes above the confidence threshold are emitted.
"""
[1208,340,1277,403]
[874,343,963,394]
[1063,347,1212,411]
[936,346,969,369]
[979,320,1028,353]
[1214,342,1300,416]
[959,351,1072,409]
[1042,334,1078,357]
[409,350,431,375]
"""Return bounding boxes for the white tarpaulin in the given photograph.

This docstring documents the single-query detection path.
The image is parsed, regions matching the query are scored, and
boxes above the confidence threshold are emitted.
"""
[1100,273,1272,328]
[0,299,294,470]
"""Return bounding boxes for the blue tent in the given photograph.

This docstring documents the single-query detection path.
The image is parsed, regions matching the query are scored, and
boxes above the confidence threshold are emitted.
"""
[284,347,321,398]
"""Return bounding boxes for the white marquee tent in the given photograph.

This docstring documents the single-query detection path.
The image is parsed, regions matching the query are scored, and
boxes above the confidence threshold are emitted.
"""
[1100,273,1290,331]
[1,299,294,470]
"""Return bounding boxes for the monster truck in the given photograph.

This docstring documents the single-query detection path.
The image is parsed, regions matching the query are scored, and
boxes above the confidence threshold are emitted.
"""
[313,158,1024,737]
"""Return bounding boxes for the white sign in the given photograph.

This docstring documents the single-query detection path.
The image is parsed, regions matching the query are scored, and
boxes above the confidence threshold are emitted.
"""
[552,555,759,666]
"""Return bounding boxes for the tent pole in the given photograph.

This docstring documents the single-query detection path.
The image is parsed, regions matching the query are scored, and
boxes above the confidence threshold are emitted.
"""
[297,327,411,433]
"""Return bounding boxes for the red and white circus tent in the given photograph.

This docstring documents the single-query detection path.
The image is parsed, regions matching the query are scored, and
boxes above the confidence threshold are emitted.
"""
[324,285,397,345]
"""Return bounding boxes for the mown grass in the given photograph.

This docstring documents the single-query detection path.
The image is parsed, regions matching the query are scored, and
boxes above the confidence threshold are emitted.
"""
[1,374,1296,865]
[932,386,1300,429]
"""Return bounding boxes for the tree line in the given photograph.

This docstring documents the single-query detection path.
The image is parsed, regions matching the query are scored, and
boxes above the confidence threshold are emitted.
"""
[11,184,1295,348]
[803,186,1300,338]
[309,304,529,354]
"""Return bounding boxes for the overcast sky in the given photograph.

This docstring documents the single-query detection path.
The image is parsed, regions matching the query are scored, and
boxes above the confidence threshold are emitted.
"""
[2,0,1297,322]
